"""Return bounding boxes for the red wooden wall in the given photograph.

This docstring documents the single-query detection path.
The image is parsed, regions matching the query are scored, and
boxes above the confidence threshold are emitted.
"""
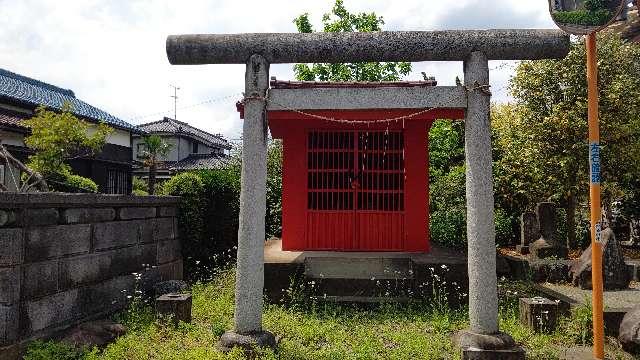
[268,108,464,253]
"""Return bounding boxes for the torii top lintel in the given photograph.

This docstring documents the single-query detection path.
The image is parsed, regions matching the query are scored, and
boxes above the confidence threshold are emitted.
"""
[166,29,569,65]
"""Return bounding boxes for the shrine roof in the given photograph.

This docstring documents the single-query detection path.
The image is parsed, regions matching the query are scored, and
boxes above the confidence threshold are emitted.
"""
[270,77,437,89]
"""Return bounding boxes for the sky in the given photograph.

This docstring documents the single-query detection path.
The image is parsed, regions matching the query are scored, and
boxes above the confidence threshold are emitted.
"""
[0,0,558,141]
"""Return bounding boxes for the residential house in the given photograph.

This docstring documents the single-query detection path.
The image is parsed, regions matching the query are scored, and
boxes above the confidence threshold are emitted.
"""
[132,117,231,181]
[0,68,139,193]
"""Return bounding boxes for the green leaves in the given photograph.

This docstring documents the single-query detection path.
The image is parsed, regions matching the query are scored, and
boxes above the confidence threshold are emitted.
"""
[23,103,113,179]
[292,0,411,82]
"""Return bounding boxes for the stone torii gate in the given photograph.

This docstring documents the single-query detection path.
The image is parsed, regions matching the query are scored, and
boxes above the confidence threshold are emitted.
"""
[166,29,569,357]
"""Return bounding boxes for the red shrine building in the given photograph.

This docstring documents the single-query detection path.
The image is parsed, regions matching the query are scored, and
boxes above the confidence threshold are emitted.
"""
[239,78,465,252]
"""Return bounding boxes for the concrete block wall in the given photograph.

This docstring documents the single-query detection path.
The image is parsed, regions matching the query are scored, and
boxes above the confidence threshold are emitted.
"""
[0,193,182,356]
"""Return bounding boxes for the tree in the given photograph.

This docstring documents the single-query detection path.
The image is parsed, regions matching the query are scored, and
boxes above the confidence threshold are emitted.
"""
[140,135,172,195]
[22,103,112,191]
[293,0,411,81]
[492,33,640,249]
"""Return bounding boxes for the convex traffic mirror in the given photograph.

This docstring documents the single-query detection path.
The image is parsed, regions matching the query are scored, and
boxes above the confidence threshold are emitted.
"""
[549,0,626,35]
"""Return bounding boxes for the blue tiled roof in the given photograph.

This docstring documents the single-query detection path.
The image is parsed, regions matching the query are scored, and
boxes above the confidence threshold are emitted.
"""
[0,68,138,132]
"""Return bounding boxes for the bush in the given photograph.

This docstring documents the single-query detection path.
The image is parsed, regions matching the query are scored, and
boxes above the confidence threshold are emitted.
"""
[494,208,516,247]
[132,176,148,194]
[161,172,205,279]
[64,174,98,193]
[430,209,466,249]
[132,189,148,196]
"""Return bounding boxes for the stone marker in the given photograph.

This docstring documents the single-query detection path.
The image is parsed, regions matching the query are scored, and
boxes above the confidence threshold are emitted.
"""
[530,202,567,259]
[153,280,188,298]
[618,305,640,355]
[516,212,538,255]
[156,293,192,325]
[519,297,560,333]
[571,226,630,290]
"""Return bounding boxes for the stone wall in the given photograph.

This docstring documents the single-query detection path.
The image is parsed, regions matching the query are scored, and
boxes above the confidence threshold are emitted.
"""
[0,193,182,356]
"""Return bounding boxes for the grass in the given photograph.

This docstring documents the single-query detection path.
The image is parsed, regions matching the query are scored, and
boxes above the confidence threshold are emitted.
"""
[24,268,634,360]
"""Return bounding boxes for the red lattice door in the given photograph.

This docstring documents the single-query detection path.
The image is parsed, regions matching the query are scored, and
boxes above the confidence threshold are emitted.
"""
[306,130,405,250]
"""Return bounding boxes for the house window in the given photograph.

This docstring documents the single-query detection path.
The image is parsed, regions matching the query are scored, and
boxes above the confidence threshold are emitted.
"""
[106,168,130,194]
[192,141,199,154]
[136,143,146,158]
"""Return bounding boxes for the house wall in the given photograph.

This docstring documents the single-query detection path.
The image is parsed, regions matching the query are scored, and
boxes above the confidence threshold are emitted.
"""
[0,130,25,147]
[132,135,219,163]
[87,126,131,148]
[0,193,182,358]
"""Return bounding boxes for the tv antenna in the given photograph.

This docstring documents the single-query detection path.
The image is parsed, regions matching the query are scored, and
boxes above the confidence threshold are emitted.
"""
[169,84,180,119]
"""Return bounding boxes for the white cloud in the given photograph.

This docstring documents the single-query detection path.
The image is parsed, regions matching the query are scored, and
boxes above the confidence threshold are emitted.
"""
[0,0,557,139]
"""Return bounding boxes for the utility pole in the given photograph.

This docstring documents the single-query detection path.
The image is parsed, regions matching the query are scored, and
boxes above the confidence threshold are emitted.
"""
[170,84,180,119]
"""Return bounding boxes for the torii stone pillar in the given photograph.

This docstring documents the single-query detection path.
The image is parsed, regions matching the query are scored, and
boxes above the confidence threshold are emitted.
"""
[218,54,276,351]
[165,29,569,357]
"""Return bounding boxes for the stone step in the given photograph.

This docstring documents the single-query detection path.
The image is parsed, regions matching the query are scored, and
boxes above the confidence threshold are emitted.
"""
[307,277,415,297]
[314,295,412,304]
[304,256,414,280]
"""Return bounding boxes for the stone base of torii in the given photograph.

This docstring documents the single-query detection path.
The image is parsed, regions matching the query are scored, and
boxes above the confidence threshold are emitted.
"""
[166,29,570,359]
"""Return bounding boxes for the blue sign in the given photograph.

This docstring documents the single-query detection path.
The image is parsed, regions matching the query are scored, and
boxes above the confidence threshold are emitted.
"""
[590,142,600,184]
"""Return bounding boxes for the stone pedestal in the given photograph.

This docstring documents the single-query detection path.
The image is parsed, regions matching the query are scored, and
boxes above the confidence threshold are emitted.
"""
[218,330,276,353]
[519,297,559,333]
[455,330,525,360]
[156,293,192,325]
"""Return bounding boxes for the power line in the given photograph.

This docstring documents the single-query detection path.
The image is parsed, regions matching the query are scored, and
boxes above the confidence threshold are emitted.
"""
[128,92,243,122]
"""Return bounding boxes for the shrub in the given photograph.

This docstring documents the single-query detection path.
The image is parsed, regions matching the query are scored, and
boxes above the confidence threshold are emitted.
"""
[494,208,516,247]
[23,340,85,360]
[64,174,98,193]
[132,176,148,194]
[430,209,466,249]
[161,172,205,279]
[132,189,148,196]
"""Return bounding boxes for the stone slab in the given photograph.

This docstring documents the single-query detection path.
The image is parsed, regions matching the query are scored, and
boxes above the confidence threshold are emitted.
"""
[0,193,179,207]
[157,240,181,265]
[25,224,91,261]
[22,261,59,299]
[0,229,22,266]
[0,268,19,304]
[61,208,115,224]
[92,221,139,250]
[157,207,176,217]
[20,209,58,226]
[118,207,156,220]
[21,289,81,333]
[305,257,413,280]
[0,304,19,346]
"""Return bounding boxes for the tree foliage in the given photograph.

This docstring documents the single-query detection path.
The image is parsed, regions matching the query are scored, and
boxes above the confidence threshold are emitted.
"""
[293,0,411,81]
[23,103,112,179]
[493,34,640,244]
[139,135,172,194]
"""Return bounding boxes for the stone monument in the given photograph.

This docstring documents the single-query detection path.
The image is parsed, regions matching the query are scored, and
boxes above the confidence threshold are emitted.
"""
[529,202,568,259]
[570,225,630,290]
[516,211,538,255]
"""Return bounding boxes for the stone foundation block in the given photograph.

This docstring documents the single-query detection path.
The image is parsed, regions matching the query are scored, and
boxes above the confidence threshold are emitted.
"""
[80,275,135,316]
[153,218,175,242]
[218,330,276,353]
[0,268,20,304]
[156,293,192,325]
[26,225,91,261]
[519,297,559,333]
[456,330,524,360]
[22,261,58,299]
[140,243,158,267]
[59,253,111,290]
[20,209,59,226]
[0,305,19,346]
[157,240,181,264]
[93,221,139,250]
[118,207,156,220]
[61,208,115,224]
[158,260,183,281]
[157,207,176,217]
[0,229,22,266]
[21,289,80,333]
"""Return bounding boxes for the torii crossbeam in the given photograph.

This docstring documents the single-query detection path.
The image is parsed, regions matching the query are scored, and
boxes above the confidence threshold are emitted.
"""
[166,29,569,357]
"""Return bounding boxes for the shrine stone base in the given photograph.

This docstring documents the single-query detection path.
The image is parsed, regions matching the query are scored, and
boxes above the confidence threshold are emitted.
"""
[217,330,276,353]
[455,330,525,360]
